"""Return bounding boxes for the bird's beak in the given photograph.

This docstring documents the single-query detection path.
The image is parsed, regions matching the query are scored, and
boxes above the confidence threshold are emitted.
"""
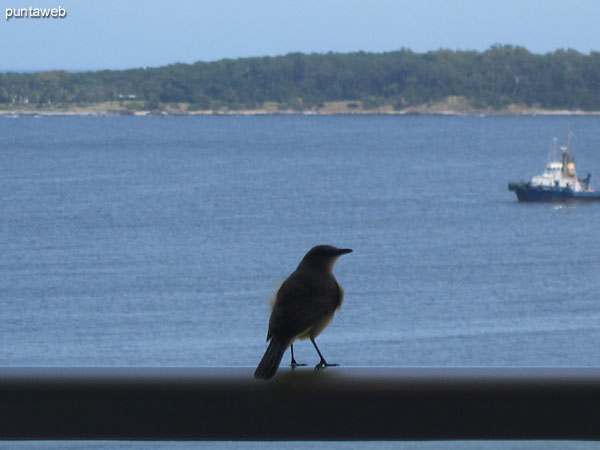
[336,248,353,255]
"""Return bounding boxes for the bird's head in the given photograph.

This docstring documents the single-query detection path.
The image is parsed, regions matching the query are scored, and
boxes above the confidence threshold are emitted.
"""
[298,245,353,272]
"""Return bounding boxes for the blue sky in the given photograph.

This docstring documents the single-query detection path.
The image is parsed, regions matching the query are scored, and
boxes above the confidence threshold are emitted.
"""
[1,0,599,71]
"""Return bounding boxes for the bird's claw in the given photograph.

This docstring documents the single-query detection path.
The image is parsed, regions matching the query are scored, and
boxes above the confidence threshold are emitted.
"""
[291,361,307,369]
[314,361,339,371]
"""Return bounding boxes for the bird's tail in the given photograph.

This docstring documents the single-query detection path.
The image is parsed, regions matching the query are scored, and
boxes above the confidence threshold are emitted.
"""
[254,339,287,380]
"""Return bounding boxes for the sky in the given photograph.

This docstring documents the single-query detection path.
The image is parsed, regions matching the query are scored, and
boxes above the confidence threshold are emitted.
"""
[1,0,599,72]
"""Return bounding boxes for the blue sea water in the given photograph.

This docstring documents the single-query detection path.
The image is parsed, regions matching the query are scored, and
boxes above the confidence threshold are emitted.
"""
[2,114,600,449]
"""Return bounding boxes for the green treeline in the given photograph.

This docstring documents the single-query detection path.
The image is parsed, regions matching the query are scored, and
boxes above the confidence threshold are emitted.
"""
[2,45,600,111]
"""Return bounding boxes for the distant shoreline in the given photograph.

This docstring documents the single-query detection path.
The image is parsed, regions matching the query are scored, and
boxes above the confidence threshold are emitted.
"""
[5,48,600,118]
[2,99,600,117]
[2,110,600,117]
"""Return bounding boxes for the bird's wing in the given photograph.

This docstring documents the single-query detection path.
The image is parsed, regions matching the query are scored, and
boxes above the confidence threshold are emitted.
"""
[268,271,337,342]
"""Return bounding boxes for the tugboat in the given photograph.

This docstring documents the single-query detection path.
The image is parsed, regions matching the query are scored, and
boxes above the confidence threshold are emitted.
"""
[508,132,600,202]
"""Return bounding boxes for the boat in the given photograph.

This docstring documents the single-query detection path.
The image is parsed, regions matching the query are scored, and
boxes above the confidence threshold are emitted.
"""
[508,132,600,202]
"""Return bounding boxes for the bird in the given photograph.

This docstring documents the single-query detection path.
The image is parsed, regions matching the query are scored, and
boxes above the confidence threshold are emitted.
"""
[254,245,352,380]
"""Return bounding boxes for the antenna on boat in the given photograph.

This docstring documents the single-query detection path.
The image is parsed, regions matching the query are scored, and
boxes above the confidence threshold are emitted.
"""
[549,137,558,162]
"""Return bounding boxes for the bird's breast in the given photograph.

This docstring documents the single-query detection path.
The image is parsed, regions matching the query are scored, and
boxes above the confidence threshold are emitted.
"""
[333,280,344,311]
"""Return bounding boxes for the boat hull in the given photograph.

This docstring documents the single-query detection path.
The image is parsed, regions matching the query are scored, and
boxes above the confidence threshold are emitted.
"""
[508,183,600,202]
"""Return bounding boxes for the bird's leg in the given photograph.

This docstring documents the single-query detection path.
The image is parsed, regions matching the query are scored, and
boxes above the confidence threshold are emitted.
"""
[290,344,307,369]
[311,338,338,371]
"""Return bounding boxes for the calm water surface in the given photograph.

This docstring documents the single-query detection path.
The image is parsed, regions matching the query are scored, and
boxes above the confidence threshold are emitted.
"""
[2,114,600,449]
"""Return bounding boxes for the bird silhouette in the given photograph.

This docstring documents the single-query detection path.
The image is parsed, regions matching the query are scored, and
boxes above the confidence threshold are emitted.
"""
[255,245,352,380]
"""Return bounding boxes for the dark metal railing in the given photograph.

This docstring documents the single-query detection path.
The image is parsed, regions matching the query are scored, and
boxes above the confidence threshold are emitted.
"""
[1,367,600,440]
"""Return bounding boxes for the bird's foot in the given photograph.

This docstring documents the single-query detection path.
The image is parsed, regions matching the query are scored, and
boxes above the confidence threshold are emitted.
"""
[291,359,307,369]
[314,360,339,371]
